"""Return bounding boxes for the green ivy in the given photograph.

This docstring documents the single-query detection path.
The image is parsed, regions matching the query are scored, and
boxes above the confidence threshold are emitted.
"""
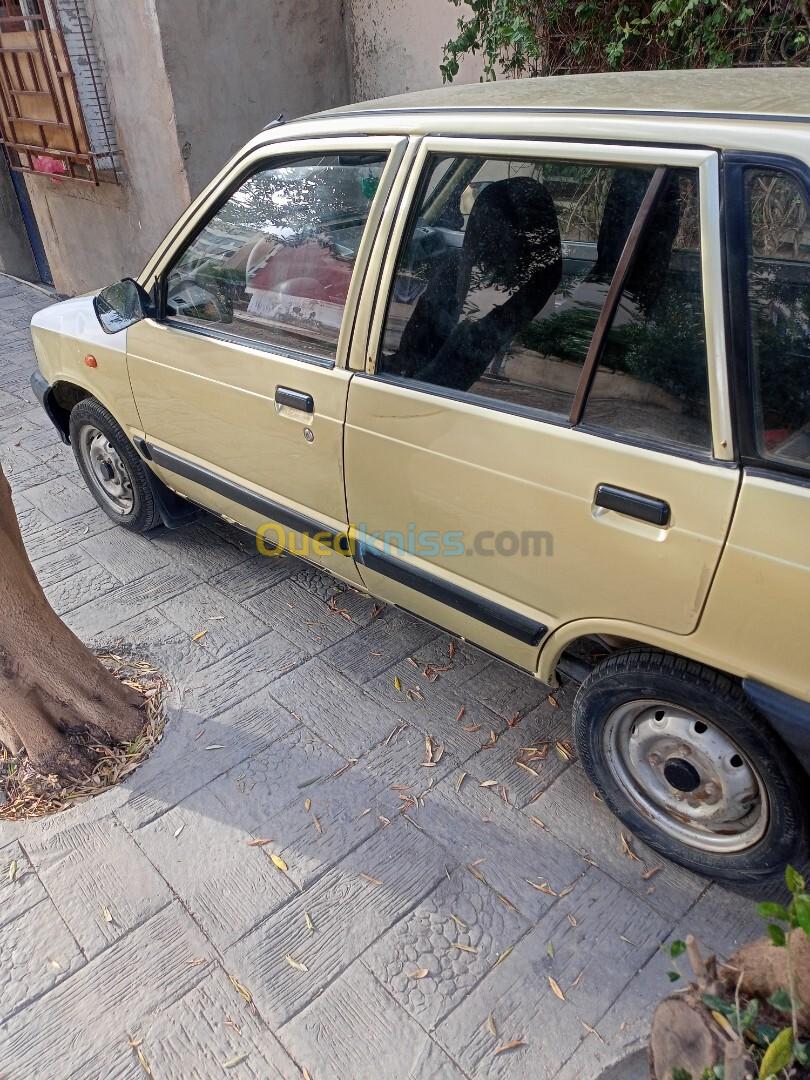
[441,0,810,82]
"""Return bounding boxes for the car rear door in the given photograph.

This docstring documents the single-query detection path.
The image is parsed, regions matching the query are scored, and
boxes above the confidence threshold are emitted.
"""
[127,136,407,583]
[344,137,739,669]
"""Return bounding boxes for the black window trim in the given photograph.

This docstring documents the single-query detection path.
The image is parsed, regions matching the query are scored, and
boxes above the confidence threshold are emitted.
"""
[372,148,718,463]
[722,150,810,483]
[156,147,391,370]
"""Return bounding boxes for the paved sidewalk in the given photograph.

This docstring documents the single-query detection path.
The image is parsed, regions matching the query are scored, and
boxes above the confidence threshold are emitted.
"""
[0,275,763,1079]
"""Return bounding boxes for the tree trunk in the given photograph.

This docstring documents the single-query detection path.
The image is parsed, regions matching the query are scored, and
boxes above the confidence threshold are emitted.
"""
[0,464,143,780]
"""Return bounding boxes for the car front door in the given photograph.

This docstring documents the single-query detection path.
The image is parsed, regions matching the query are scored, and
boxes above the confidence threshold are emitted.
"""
[127,136,406,582]
[345,138,740,669]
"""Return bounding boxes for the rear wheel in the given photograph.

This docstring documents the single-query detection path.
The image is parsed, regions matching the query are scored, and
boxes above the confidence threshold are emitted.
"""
[573,649,807,885]
[69,398,161,533]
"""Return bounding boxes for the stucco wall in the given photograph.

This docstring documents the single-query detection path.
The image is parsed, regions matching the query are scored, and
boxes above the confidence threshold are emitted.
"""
[154,0,352,196]
[23,0,190,296]
[348,0,482,102]
[0,159,38,282]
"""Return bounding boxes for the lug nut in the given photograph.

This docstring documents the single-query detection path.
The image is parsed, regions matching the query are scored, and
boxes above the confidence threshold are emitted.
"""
[648,752,662,767]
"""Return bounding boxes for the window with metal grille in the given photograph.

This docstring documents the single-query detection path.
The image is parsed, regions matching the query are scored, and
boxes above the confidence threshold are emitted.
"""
[0,0,118,183]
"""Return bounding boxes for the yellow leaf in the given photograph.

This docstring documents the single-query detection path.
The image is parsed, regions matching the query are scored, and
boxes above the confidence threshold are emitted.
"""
[712,1010,735,1039]
[136,1047,152,1076]
[548,976,566,1001]
[192,629,208,642]
[8,859,17,881]
[270,853,289,872]
[102,905,114,924]
[304,798,312,812]
[494,947,512,966]
[228,974,253,1005]
[759,1027,794,1079]
[394,675,402,691]
[285,954,308,972]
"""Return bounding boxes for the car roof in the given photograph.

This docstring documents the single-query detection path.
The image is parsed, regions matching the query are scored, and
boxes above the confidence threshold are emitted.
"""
[322,68,810,123]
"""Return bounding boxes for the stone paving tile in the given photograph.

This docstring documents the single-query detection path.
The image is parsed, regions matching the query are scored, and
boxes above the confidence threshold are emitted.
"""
[462,655,556,720]
[210,550,298,602]
[23,817,173,959]
[405,633,494,692]
[225,819,452,1027]
[358,722,459,815]
[366,657,509,764]
[150,520,252,579]
[69,967,301,1080]
[246,764,390,890]
[30,543,98,590]
[22,474,97,522]
[205,723,346,833]
[0,902,213,1080]
[158,581,269,660]
[21,505,116,561]
[81,526,173,583]
[115,692,298,830]
[531,763,706,921]
[44,559,121,615]
[679,882,763,957]
[268,657,397,758]
[0,896,85,1020]
[280,960,467,1080]
[0,841,48,929]
[4,460,63,494]
[412,768,587,922]
[287,561,351,600]
[246,575,378,653]
[64,563,198,638]
[134,787,298,950]
[364,864,531,1031]
[461,689,576,809]
[180,631,308,716]
[322,606,440,684]
[434,867,669,1079]
[555,942,672,1080]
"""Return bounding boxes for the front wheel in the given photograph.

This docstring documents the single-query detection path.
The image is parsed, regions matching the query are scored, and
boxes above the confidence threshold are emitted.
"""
[70,398,161,533]
[573,649,807,886]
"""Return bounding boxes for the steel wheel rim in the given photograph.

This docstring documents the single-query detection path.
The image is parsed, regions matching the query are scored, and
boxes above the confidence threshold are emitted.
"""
[79,425,134,515]
[602,699,769,853]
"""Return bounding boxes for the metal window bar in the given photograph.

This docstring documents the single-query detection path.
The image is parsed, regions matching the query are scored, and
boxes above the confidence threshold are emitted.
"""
[0,0,117,183]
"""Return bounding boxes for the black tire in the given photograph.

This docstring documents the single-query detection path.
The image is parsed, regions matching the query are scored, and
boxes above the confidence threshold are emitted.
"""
[573,649,807,886]
[69,398,161,533]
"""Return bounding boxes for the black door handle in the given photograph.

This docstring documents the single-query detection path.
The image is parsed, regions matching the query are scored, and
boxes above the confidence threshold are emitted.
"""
[275,386,314,413]
[594,484,670,526]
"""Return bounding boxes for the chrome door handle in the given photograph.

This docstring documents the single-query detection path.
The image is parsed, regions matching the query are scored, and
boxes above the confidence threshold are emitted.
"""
[594,484,670,526]
[275,386,314,413]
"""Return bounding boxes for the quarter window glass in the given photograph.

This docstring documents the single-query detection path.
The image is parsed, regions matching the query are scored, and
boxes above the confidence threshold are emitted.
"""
[379,155,710,453]
[745,168,810,468]
[581,169,711,451]
[165,153,387,361]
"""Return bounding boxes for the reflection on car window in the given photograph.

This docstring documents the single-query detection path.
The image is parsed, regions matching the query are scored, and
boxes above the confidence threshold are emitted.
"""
[379,154,710,452]
[745,168,810,468]
[165,153,387,361]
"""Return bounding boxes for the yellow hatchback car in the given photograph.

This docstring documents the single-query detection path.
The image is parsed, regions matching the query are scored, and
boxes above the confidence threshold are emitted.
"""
[30,69,810,886]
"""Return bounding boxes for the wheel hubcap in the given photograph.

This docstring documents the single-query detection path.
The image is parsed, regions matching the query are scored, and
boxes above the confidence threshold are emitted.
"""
[603,700,768,853]
[80,426,134,515]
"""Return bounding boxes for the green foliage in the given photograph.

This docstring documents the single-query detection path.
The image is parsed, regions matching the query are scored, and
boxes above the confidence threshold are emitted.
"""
[441,0,810,82]
[758,1025,794,1078]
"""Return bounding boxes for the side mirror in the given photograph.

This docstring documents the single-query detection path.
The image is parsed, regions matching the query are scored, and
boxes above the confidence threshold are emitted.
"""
[93,278,152,335]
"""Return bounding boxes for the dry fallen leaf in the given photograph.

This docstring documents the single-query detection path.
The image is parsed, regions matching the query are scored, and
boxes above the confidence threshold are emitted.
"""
[548,976,566,1001]
[305,912,315,934]
[312,814,322,835]
[494,1039,527,1055]
[530,815,546,829]
[641,865,662,880]
[8,859,18,881]
[479,779,498,788]
[555,740,573,761]
[567,913,578,927]
[453,942,478,954]
[515,760,540,777]
[173,823,185,838]
[228,975,253,1006]
[304,798,312,812]
[450,913,467,930]
[393,675,402,691]
[102,905,114,924]
[547,694,559,708]
[360,873,382,885]
[580,1021,605,1043]
[269,853,289,872]
[527,880,557,896]
[486,1013,497,1037]
[454,706,465,722]
[620,833,641,862]
[285,954,308,972]
[455,771,467,794]
[448,640,457,659]
[135,1046,152,1076]
[246,838,273,847]
[204,744,225,751]
[409,968,430,979]
[712,1010,736,1038]
[223,1053,250,1069]
[192,629,209,642]
[494,946,512,966]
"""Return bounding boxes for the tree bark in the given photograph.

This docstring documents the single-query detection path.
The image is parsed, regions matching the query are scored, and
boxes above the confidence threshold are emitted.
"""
[0,464,143,780]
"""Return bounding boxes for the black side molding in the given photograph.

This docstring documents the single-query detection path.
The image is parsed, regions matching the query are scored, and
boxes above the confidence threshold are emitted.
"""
[357,543,547,646]
[594,483,670,526]
[146,443,350,553]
